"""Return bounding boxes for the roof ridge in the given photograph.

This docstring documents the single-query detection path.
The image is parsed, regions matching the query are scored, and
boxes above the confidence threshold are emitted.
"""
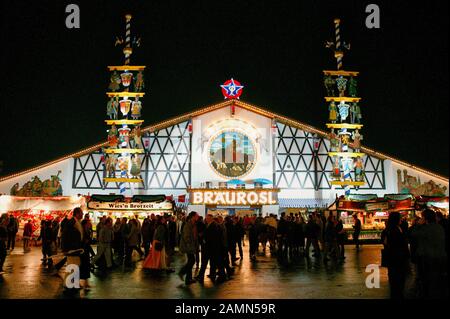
[0,100,448,183]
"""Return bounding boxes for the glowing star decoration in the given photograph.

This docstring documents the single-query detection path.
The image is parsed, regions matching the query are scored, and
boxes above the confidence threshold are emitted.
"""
[220,78,244,99]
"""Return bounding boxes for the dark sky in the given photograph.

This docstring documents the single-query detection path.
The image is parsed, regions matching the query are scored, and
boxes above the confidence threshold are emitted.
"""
[0,0,448,177]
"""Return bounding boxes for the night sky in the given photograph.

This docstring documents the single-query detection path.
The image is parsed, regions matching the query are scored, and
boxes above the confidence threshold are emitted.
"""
[0,0,448,178]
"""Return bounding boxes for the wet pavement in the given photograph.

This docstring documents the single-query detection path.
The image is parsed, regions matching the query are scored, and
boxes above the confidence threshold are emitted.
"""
[0,242,417,299]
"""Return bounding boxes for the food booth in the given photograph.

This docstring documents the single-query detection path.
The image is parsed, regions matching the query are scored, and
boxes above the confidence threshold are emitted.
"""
[0,195,86,244]
[335,194,416,242]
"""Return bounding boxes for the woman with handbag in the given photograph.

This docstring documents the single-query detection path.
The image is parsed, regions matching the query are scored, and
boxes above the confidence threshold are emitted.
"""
[143,215,173,273]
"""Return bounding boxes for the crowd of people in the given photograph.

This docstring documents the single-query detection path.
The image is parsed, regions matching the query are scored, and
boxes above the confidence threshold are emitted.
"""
[0,208,448,299]
[382,209,448,299]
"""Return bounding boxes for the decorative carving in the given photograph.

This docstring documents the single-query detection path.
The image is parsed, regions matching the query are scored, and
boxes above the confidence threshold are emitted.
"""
[10,171,62,196]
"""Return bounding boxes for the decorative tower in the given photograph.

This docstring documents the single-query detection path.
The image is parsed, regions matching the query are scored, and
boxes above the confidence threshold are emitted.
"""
[324,18,365,197]
[103,14,145,194]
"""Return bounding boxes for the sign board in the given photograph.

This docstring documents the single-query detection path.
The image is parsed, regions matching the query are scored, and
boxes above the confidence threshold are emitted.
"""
[87,201,173,211]
[365,202,389,211]
[188,188,279,206]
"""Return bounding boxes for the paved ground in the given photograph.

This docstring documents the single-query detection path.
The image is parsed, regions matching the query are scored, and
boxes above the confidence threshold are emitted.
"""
[0,242,417,299]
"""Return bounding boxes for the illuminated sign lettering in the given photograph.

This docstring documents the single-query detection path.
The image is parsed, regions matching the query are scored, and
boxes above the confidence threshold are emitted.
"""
[189,189,279,206]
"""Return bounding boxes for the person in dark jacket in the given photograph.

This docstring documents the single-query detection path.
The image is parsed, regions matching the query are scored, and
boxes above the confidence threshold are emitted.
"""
[323,215,338,262]
[233,216,244,261]
[141,218,152,257]
[277,213,288,257]
[305,215,321,258]
[412,209,447,299]
[6,215,19,251]
[195,216,206,268]
[0,214,9,274]
[40,220,54,267]
[178,211,199,285]
[384,212,410,299]
[436,211,449,259]
[225,216,237,264]
[167,215,177,256]
[196,214,221,283]
[248,218,259,262]
[352,214,362,250]
[335,217,346,260]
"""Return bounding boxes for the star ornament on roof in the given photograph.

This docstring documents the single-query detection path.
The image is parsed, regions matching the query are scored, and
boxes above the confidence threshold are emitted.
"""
[220,78,244,99]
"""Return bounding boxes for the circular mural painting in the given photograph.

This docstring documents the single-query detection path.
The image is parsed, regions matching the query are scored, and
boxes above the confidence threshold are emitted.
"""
[209,131,256,178]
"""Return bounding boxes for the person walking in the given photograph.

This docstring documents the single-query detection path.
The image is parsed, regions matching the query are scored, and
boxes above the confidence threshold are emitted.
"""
[412,209,448,299]
[112,218,122,256]
[23,219,33,252]
[336,217,346,260]
[323,215,338,262]
[167,215,177,256]
[80,213,93,289]
[143,215,174,273]
[40,220,54,267]
[352,214,362,251]
[0,214,10,274]
[82,214,95,258]
[248,218,259,262]
[178,211,199,285]
[384,212,410,299]
[233,216,244,261]
[141,218,151,257]
[92,217,114,270]
[7,214,19,251]
[196,214,220,283]
[195,216,205,268]
[125,219,144,266]
[305,215,321,258]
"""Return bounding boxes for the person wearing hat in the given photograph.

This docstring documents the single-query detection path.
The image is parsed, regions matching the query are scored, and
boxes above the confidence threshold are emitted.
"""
[0,214,9,274]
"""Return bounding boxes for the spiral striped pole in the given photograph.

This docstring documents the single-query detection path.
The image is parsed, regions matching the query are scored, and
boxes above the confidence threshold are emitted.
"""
[334,18,343,70]
[340,129,351,196]
[124,14,133,65]
[119,157,127,194]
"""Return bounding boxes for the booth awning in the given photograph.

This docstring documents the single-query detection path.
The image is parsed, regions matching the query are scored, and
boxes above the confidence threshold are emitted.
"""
[278,198,332,208]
